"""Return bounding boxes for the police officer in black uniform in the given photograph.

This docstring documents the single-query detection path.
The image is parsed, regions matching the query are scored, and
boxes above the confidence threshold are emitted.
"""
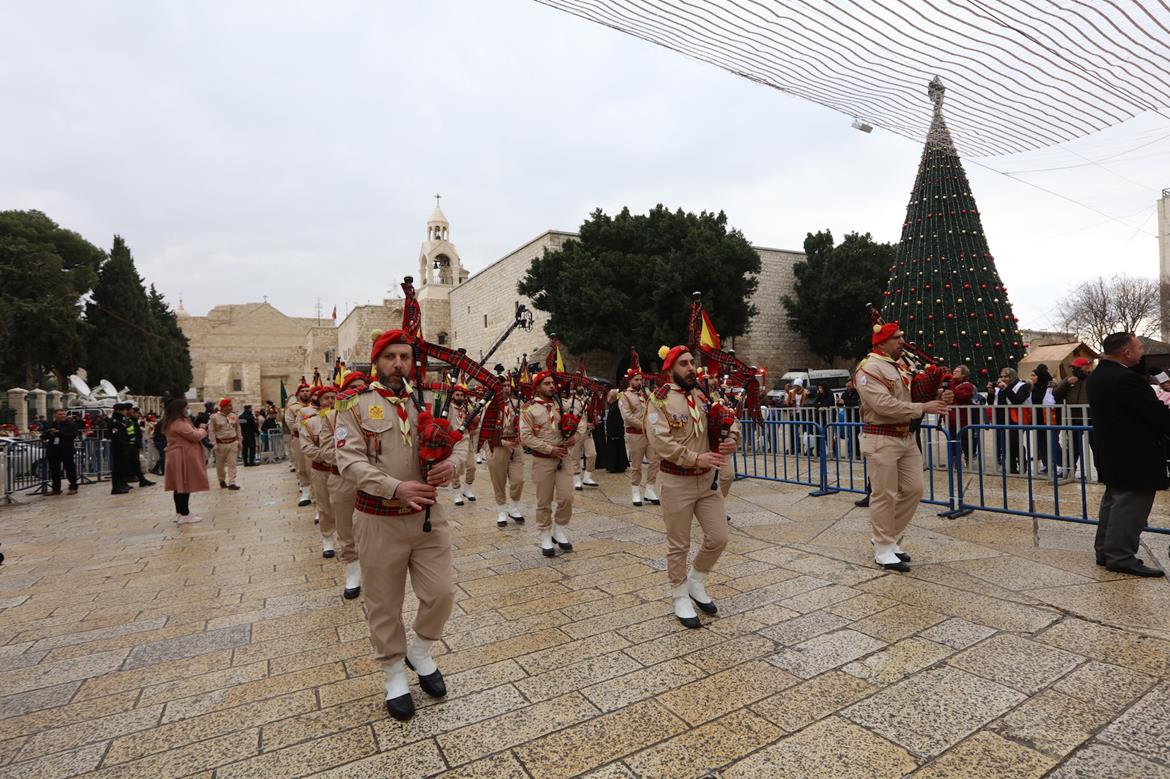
[109,403,134,494]
[40,408,80,495]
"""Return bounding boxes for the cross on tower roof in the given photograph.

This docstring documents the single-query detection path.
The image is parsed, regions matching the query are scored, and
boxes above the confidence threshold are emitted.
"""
[434,193,441,208]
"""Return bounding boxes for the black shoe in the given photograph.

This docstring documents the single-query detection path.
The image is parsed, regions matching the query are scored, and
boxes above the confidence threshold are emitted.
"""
[726,515,731,523]
[632,501,642,507]
[227,484,240,491]
[541,546,556,558]
[404,658,447,698]
[895,552,912,563]
[510,515,525,524]
[1105,562,1165,578]
[298,498,312,507]
[323,549,335,559]
[111,487,130,495]
[497,518,508,528]
[220,480,228,488]
[49,490,63,496]
[556,539,573,552]
[647,498,661,505]
[385,694,415,721]
[691,597,717,615]
[1096,557,1106,567]
[343,585,361,599]
[881,561,911,573]
[575,485,583,492]
[676,613,701,629]
[138,479,155,487]
[854,496,870,508]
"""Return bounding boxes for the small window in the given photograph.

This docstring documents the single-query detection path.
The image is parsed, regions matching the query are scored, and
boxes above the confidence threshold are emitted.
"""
[483,314,488,328]
[232,379,242,392]
[437,331,448,345]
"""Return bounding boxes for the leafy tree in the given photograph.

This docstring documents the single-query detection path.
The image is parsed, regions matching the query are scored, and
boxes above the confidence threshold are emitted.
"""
[0,210,103,387]
[148,284,193,395]
[1056,274,1159,351]
[518,205,760,364]
[782,230,894,364]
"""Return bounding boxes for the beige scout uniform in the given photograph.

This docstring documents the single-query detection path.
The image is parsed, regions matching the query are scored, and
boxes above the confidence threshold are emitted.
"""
[209,410,241,485]
[487,400,524,506]
[284,399,311,488]
[448,402,478,491]
[318,410,358,565]
[619,388,660,487]
[856,353,925,549]
[520,398,585,529]
[647,384,740,586]
[335,386,464,667]
[300,411,337,541]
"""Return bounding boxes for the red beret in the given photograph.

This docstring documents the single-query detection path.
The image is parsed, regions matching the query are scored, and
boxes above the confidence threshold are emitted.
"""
[1070,357,1091,368]
[309,385,325,399]
[337,370,367,391]
[658,345,688,372]
[370,329,410,365]
[872,323,904,347]
[296,378,310,391]
[218,397,232,409]
[532,370,553,388]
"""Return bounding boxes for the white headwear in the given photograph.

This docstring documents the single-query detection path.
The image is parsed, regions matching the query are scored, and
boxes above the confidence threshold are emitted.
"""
[793,377,804,387]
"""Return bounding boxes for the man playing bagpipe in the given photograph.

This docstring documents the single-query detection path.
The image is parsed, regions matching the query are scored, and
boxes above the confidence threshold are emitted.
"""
[647,345,740,629]
[334,329,464,721]
[299,385,339,560]
[481,378,526,528]
[520,370,587,557]
[319,369,370,600]
[620,368,660,507]
[448,383,480,506]
[284,378,314,507]
[571,384,601,491]
[856,323,951,572]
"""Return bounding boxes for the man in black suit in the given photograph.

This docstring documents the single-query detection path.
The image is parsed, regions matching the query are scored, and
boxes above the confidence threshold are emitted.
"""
[991,367,1031,474]
[239,405,259,466]
[1087,332,1170,577]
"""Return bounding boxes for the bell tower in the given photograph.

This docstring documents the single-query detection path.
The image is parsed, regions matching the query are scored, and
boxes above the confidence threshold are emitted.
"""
[418,195,468,292]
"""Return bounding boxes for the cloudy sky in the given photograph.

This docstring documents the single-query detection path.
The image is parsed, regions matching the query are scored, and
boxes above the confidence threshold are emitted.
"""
[3,1,1166,331]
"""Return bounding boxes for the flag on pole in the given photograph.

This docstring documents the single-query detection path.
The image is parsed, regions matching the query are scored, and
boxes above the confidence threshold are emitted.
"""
[331,305,337,322]
[556,345,565,373]
[699,309,721,350]
[279,379,288,407]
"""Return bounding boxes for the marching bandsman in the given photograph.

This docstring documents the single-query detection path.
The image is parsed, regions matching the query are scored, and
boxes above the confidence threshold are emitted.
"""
[448,384,479,506]
[520,370,586,557]
[300,385,339,559]
[485,381,525,528]
[320,370,370,599]
[855,323,950,572]
[571,386,600,491]
[647,345,739,629]
[335,330,463,721]
[619,369,660,506]
[703,372,736,520]
[285,379,314,506]
[209,398,241,490]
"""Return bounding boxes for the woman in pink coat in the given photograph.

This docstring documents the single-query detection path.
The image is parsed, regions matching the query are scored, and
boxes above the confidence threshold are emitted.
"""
[161,398,210,523]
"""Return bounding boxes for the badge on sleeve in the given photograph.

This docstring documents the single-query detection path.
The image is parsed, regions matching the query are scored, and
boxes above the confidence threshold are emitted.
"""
[368,405,384,420]
[858,375,868,386]
[649,413,658,425]
[335,425,348,441]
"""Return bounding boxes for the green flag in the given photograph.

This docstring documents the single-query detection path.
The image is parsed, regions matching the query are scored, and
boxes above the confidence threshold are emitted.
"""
[279,379,288,407]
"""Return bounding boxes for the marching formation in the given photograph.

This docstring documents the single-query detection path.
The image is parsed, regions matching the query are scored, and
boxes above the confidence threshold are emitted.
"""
[270,279,958,721]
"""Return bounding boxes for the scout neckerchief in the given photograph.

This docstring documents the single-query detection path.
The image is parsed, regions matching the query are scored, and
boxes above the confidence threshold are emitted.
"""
[670,382,704,430]
[865,350,912,388]
[369,380,413,447]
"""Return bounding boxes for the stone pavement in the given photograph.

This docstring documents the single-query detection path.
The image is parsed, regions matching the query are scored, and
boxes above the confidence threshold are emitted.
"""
[1,462,1169,778]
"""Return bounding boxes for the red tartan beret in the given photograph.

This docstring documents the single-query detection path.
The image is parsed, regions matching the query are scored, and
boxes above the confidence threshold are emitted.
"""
[872,323,903,347]
[370,329,410,364]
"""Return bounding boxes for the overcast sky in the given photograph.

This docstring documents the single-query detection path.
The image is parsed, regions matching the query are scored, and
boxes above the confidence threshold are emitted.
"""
[3,1,1166,332]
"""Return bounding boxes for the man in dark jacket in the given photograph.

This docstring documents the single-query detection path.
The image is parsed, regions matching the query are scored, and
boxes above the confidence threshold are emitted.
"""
[1087,332,1170,577]
[1055,357,1095,479]
[991,367,1031,474]
[239,405,259,466]
[40,409,80,495]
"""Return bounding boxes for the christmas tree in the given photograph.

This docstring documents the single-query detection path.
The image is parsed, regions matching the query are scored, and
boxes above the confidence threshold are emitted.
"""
[882,77,1025,380]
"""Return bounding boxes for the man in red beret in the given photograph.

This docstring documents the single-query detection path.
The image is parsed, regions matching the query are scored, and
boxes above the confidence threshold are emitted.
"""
[319,370,370,599]
[619,369,659,507]
[647,345,740,628]
[300,384,339,560]
[335,330,463,721]
[855,324,951,571]
[448,384,479,506]
[285,379,314,506]
[209,397,242,490]
[520,370,587,556]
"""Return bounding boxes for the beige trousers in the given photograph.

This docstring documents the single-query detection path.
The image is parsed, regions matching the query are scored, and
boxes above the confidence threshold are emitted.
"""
[626,433,660,487]
[531,454,573,529]
[310,467,336,537]
[571,436,597,475]
[660,470,728,586]
[861,433,923,546]
[214,442,239,484]
[452,431,478,489]
[290,434,310,487]
[488,443,524,506]
[327,471,358,564]
[353,508,454,667]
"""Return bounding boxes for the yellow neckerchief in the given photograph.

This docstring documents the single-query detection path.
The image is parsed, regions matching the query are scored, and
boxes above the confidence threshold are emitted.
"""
[865,350,912,387]
[368,380,413,446]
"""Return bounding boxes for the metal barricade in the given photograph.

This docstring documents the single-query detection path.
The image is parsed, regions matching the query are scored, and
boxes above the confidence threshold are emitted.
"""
[259,430,286,463]
[735,418,826,491]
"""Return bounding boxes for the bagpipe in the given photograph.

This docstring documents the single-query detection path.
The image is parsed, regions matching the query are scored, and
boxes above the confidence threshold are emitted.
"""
[686,292,755,446]
[542,336,611,440]
[866,302,946,403]
[478,366,522,449]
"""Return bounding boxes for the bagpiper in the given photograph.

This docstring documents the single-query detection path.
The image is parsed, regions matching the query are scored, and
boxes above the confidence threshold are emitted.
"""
[519,370,586,557]
[448,383,479,506]
[300,385,339,559]
[284,379,314,506]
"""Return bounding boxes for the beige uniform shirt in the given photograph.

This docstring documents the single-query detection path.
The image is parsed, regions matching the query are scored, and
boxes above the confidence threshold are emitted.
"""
[855,353,924,425]
[300,412,327,463]
[618,389,647,432]
[284,401,304,437]
[647,384,741,469]
[519,398,585,456]
[209,411,240,443]
[334,386,466,501]
[317,410,339,467]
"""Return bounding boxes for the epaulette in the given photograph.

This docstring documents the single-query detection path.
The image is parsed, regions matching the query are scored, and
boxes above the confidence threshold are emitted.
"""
[650,384,670,409]
[334,388,361,412]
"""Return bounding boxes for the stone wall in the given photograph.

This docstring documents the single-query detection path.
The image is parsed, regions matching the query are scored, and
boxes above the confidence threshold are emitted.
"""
[733,246,827,377]
[336,301,403,367]
[302,326,340,382]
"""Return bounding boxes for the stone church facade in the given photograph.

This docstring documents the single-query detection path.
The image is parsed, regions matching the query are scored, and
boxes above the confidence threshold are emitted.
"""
[180,205,822,406]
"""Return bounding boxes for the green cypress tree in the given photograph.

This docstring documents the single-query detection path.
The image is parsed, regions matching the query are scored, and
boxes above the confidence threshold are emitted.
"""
[85,236,156,392]
[148,284,193,396]
[882,78,1026,381]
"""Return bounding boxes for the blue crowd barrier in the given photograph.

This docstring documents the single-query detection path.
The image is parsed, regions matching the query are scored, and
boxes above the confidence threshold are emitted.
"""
[734,415,1170,536]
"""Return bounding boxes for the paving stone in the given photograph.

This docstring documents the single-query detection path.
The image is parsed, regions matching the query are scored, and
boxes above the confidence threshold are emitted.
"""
[850,604,946,642]
[515,651,642,703]
[0,741,106,779]
[1095,682,1170,764]
[758,610,851,646]
[430,751,529,779]
[842,637,954,686]
[751,670,878,733]
[917,617,996,649]
[767,629,887,679]
[991,689,1113,758]
[912,731,1055,778]
[581,658,706,712]
[123,625,250,670]
[437,692,598,766]
[1047,743,1170,779]
[623,709,782,778]
[842,667,1025,758]
[947,633,1083,694]
[657,660,799,726]
[1051,660,1157,712]
[722,716,917,778]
